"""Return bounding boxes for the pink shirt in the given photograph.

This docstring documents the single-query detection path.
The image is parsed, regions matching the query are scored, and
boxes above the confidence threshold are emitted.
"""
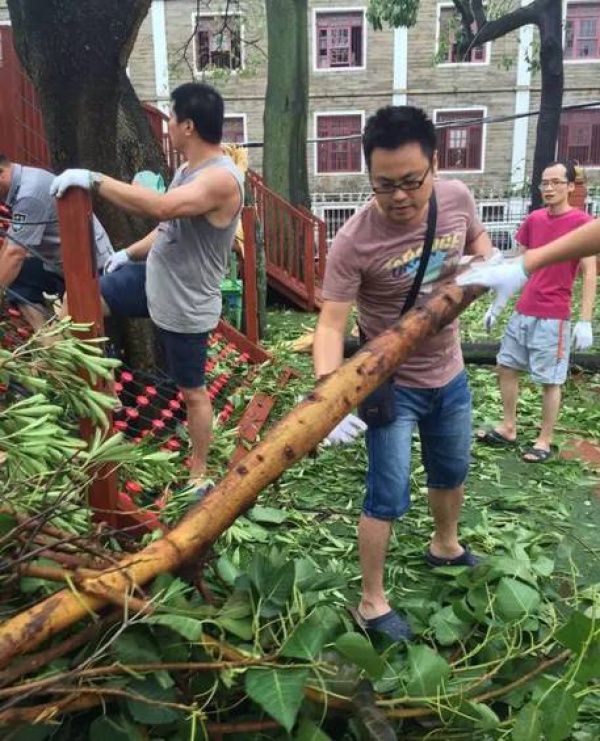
[516,208,592,320]
[322,179,484,388]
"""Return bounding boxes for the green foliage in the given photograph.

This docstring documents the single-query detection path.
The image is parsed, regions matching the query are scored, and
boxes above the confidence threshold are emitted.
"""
[367,0,420,30]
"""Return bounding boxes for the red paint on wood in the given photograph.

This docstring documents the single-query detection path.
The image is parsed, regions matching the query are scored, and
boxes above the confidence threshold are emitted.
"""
[241,206,259,345]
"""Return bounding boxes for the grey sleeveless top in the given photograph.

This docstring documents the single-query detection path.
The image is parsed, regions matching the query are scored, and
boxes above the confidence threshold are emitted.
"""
[146,156,244,333]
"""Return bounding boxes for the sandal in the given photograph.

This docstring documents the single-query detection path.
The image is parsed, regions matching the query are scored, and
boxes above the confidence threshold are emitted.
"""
[476,428,516,446]
[522,446,553,463]
[426,544,481,568]
[349,607,413,642]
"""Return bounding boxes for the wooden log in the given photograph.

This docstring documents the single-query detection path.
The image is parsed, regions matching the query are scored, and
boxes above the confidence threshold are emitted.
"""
[0,282,484,669]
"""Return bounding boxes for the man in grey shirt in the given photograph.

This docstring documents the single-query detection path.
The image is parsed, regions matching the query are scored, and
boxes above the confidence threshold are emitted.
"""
[0,154,113,330]
[51,83,244,495]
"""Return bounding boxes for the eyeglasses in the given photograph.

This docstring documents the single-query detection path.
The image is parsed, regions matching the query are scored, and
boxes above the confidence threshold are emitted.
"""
[539,179,568,190]
[372,165,431,194]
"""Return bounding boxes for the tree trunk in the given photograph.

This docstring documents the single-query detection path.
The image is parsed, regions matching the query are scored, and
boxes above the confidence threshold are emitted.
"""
[7,0,167,367]
[530,1,564,209]
[263,0,310,209]
[0,280,485,669]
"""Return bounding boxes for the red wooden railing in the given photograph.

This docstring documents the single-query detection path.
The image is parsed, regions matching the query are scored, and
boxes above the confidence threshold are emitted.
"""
[247,170,326,312]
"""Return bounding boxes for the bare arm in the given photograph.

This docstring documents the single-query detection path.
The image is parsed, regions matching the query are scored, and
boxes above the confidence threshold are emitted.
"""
[578,255,597,322]
[525,218,600,273]
[464,230,493,258]
[124,229,159,261]
[313,300,353,379]
[95,168,240,222]
[0,242,27,286]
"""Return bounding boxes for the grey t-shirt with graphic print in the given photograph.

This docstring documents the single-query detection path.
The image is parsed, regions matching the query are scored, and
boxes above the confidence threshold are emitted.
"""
[145,156,244,334]
[5,164,114,274]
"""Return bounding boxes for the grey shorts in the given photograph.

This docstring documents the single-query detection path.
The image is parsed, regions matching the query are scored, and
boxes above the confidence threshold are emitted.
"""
[497,312,571,385]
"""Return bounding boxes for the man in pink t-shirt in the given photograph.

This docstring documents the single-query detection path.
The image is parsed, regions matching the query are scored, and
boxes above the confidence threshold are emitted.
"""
[478,161,596,462]
[313,106,492,642]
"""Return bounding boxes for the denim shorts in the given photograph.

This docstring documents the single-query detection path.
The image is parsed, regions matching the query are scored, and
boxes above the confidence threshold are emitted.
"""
[156,327,209,389]
[100,262,150,318]
[497,312,570,385]
[364,371,472,521]
[7,257,65,307]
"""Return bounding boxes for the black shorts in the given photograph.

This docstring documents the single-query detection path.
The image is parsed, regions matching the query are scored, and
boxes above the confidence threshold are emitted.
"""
[156,327,209,389]
[7,257,65,307]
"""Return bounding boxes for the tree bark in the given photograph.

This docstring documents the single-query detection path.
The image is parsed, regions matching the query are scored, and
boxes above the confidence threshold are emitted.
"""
[0,280,485,669]
[7,0,168,366]
[263,0,310,209]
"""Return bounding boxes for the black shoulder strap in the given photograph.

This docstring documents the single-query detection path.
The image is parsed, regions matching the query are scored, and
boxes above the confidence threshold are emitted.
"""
[401,188,437,315]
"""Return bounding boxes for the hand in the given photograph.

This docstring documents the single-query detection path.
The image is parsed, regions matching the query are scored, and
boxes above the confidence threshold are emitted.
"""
[104,250,130,274]
[572,321,593,351]
[457,255,529,321]
[325,413,367,445]
[483,306,498,333]
[50,169,95,198]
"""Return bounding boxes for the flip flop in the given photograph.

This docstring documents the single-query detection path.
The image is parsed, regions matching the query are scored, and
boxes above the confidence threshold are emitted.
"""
[522,446,553,463]
[476,428,516,446]
[350,607,413,642]
[425,544,481,568]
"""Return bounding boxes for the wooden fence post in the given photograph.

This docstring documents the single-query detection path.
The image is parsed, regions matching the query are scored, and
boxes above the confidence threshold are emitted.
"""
[56,189,119,528]
[241,206,259,345]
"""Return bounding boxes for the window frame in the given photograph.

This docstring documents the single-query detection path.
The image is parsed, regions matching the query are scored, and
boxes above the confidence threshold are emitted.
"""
[435,3,490,67]
[312,7,368,73]
[557,107,600,168]
[564,1,600,62]
[222,113,247,145]
[433,106,487,174]
[192,11,245,75]
[314,110,365,176]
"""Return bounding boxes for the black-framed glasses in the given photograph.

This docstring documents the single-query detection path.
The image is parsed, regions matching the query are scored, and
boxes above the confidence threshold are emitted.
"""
[539,179,568,190]
[372,165,431,194]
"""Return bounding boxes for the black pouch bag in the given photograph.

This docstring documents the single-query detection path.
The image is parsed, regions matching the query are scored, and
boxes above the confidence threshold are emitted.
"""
[357,190,438,428]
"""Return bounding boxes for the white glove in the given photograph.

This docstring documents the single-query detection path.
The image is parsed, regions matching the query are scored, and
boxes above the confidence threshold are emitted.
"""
[572,321,594,351]
[483,306,498,333]
[325,413,367,445]
[104,250,130,274]
[457,255,529,321]
[50,169,97,198]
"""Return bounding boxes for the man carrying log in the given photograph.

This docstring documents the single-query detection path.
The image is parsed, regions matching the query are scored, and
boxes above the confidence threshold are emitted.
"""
[50,83,244,496]
[313,106,492,641]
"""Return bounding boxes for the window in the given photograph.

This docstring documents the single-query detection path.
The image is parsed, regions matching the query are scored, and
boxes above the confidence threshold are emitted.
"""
[565,3,600,60]
[223,116,246,144]
[558,110,600,166]
[323,206,358,245]
[438,6,486,63]
[436,110,484,171]
[195,15,242,72]
[315,11,364,69]
[316,114,363,174]
[480,203,506,222]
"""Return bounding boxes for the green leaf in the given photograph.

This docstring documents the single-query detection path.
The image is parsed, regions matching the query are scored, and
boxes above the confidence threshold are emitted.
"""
[429,606,470,646]
[249,504,288,524]
[512,702,542,741]
[575,639,600,682]
[125,677,182,725]
[294,718,332,740]
[113,628,162,664]
[405,645,450,697]
[147,615,203,641]
[89,715,145,741]
[334,633,385,680]
[5,725,55,741]
[540,687,581,741]
[249,554,296,607]
[216,616,254,640]
[245,667,309,732]
[460,701,500,730]
[495,577,541,621]
[216,554,241,586]
[0,512,17,537]
[281,605,340,660]
[556,611,594,653]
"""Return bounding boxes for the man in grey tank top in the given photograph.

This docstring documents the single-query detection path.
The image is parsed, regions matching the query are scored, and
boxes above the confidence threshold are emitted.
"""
[51,83,244,495]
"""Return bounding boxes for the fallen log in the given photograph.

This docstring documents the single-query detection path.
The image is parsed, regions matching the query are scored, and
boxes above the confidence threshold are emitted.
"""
[0,281,484,669]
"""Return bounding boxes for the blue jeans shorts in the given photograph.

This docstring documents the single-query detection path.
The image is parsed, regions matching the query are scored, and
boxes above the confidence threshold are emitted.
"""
[364,371,472,521]
[156,327,209,389]
[100,262,150,318]
[7,257,65,307]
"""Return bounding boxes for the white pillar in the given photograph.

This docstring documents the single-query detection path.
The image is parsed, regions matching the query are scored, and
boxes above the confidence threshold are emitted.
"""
[510,20,533,190]
[392,27,408,106]
[151,0,170,107]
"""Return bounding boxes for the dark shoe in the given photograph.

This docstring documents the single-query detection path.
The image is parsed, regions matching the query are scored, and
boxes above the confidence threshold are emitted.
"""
[353,608,413,642]
[426,544,481,568]
[195,479,214,501]
[522,446,553,463]
[476,428,516,446]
